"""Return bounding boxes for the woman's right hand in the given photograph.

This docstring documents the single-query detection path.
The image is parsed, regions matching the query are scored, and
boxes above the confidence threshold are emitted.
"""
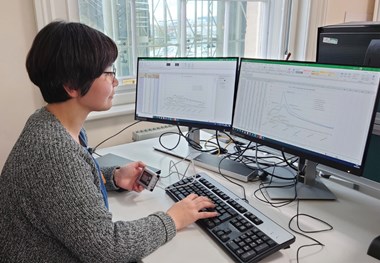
[166,193,218,231]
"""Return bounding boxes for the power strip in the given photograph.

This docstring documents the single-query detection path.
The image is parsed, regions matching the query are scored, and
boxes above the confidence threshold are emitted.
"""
[132,125,180,141]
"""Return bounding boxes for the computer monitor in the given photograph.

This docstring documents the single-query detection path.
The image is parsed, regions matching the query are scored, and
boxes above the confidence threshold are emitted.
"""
[231,58,380,200]
[317,22,380,188]
[135,57,239,157]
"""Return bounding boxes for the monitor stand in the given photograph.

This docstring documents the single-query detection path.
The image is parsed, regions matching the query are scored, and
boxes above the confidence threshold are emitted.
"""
[153,127,203,160]
[266,158,336,200]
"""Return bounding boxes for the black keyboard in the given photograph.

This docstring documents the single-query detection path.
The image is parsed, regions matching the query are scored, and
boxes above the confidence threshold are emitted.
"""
[165,172,295,263]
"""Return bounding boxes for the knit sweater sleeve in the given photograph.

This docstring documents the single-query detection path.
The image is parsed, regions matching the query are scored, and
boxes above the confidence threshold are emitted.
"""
[6,109,176,262]
[32,153,176,262]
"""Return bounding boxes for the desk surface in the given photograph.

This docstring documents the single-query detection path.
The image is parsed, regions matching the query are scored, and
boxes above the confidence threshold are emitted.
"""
[97,135,380,263]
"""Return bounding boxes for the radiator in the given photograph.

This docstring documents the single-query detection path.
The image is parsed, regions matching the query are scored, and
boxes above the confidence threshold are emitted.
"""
[132,125,181,141]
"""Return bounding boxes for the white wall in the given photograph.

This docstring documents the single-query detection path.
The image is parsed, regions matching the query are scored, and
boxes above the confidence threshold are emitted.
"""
[0,1,42,169]
[325,0,375,23]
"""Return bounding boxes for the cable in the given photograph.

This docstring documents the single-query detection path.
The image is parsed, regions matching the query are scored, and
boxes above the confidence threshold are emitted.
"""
[215,152,250,202]
[158,126,206,152]
[214,130,229,155]
[164,153,194,179]
[91,120,141,154]
[204,132,230,155]
[249,154,333,262]
[252,143,297,181]
[157,126,234,156]
[92,151,103,158]
[203,138,223,154]
[247,147,333,262]
[179,127,203,151]
[281,150,299,171]
[158,130,182,151]
[288,200,333,263]
[251,143,300,206]
[226,142,298,175]
[251,165,333,263]
[253,165,298,208]
[206,141,299,203]
[210,142,299,207]
[161,155,200,191]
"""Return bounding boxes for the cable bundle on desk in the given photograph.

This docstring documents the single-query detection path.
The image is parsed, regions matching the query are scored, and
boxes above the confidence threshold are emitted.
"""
[289,200,333,263]
[157,126,228,154]
[246,147,334,263]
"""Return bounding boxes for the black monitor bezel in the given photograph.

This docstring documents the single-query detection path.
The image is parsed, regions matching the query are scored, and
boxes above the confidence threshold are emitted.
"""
[231,58,380,176]
[134,57,239,131]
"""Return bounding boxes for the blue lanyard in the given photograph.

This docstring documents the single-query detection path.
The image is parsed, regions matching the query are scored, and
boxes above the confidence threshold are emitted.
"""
[79,130,109,210]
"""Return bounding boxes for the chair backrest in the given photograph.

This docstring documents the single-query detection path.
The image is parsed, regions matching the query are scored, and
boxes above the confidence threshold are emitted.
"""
[364,39,380,67]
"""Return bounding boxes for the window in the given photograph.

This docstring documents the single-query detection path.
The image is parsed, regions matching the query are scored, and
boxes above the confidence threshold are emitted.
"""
[34,0,292,109]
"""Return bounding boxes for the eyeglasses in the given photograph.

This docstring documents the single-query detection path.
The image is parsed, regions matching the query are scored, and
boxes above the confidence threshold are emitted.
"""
[103,64,117,82]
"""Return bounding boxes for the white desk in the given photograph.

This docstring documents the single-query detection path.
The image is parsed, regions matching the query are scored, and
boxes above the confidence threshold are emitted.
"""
[97,135,380,263]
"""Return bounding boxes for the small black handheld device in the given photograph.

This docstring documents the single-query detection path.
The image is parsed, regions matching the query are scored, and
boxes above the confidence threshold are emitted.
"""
[138,167,160,191]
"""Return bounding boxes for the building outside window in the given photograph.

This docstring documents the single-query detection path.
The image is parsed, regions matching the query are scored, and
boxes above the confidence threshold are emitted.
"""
[33,0,292,107]
[78,0,289,77]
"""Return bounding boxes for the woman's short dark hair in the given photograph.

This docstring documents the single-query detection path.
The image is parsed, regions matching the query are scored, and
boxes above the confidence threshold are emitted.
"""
[26,20,118,103]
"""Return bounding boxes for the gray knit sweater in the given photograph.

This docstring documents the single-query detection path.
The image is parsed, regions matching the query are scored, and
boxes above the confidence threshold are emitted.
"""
[0,107,176,262]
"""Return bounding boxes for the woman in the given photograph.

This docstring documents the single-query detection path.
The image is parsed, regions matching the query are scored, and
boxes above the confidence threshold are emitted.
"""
[0,20,217,262]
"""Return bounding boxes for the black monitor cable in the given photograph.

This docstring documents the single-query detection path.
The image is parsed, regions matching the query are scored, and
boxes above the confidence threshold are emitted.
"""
[158,126,219,153]
[249,147,333,262]
[180,127,210,152]
[229,143,298,177]
[253,165,298,208]
[289,199,333,263]
[221,141,270,176]
[233,142,253,163]
[157,125,194,151]
[227,141,269,171]
[213,130,229,154]
[250,144,299,206]
[90,120,141,156]
[184,128,226,154]
[157,126,201,151]
[253,173,334,263]
[281,151,299,171]
[158,130,182,151]
[203,131,231,155]
[252,144,298,181]
[181,127,203,151]
[214,151,249,203]
[242,153,297,170]
[221,144,298,203]
[214,143,285,203]
[218,130,247,149]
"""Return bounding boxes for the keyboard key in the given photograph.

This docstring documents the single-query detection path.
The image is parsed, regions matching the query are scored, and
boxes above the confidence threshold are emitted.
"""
[254,243,269,253]
[228,200,247,213]
[227,240,240,251]
[245,212,263,225]
[240,250,257,261]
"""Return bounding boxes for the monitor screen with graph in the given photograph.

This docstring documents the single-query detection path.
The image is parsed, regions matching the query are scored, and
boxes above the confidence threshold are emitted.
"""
[231,58,380,199]
[135,57,239,131]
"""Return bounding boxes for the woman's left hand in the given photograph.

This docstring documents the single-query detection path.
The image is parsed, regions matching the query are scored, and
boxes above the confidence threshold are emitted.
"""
[114,161,146,192]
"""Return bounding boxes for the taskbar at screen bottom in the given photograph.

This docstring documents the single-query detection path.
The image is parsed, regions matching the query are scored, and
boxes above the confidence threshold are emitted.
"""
[230,128,363,176]
[136,115,233,131]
